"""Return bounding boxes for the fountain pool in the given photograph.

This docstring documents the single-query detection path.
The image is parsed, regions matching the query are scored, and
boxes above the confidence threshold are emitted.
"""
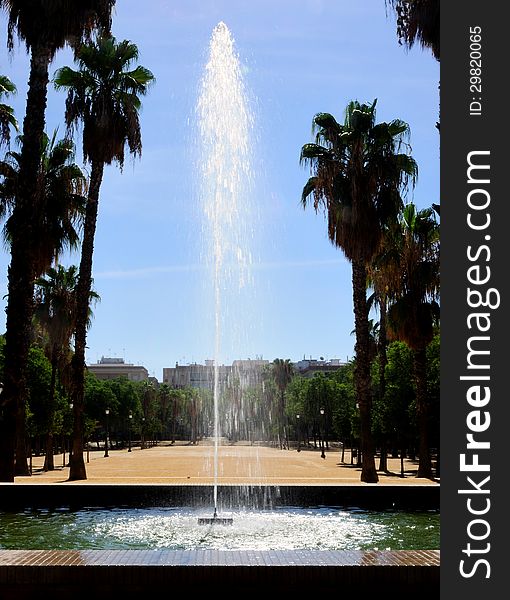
[0,505,439,551]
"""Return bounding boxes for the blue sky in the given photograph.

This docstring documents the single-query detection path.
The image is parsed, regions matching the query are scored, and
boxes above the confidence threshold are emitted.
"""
[0,0,439,379]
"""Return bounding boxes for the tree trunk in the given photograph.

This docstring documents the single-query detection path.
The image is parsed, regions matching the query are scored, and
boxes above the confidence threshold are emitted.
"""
[172,400,177,444]
[378,444,388,472]
[44,353,58,471]
[278,391,287,449]
[352,259,378,483]
[69,161,104,481]
[0,45,51,481]
[378,297,388,400]
[414,345,433,478]
[377,297,389,473]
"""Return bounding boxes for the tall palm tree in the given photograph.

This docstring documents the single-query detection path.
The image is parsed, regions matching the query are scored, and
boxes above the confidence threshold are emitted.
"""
[0,131,86,475]
[0,0,115,482]
[35,266,98,469]
[272,358,294,450]
[367,219,403,471]
[300,99,417,482]
[34,265,79,470]
[386,0,440,60]
[0,74,18,146]
[386,203,440,478]
[54,35,154,480]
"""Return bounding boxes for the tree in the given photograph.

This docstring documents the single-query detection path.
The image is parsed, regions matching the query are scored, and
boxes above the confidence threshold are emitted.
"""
[157,383,172,441]
[0,74,18,146]
[103,377,142,447]
[83,373,117,449]
[383,340,415,476]
[169,388,185,444]
[386,204,440,478]
[386,0,440,60]
[34,265,78,470]
[54,35,154,480]
[272,358,294,449]
[0,0,115,482]
[1,132,87,271]
[367,224,401,471]
[0,131,86,476]
[300,99,417,482]
[386,1,440,131]
[34,265,98,469]
[426,333,440,475]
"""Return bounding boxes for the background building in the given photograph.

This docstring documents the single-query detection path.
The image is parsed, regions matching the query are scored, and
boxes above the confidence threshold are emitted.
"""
[163,359,269,391]
[294,358,347,378]
[163,357,347,390]
[88,357,149,382]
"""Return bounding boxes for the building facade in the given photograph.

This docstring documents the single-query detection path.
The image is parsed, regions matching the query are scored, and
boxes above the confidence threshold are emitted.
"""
[87,357,149,382]
[163,359,269,391]
[293,358,347,378]
[162,357,347,390]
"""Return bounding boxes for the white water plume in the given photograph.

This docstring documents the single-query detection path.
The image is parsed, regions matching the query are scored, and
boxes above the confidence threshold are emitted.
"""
[197,22,255,513]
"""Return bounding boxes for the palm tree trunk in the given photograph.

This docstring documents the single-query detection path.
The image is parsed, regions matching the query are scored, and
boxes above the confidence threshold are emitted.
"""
[44,353,58,471]
[279,392,285,449]
[352,259,378,483]
[378,297,388,401]
[414,345,433,478]
[0,44,51,481]
[172,400,177,444]
[378,297,389,472]
[69,161,104,481]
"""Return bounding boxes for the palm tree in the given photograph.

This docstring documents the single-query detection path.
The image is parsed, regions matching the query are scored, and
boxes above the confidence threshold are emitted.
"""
[1,132,87,270]
[0,74,18,146]
[272,359,294,449]
[386,0,440,60]
[157,383,172,441]
[0,0,115,482]
[34,265,79,470]
[386,203,440,478]
[386,1,440,131]
[300,99,417,482]
[367,220,403,472]
[0,131,86,475]
[54,35,155,480]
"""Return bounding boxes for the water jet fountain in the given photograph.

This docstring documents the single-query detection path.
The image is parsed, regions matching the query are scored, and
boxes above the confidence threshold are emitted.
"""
[196,21,254,524]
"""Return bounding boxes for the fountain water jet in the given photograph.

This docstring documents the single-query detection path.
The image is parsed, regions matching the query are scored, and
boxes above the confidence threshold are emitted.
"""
[197,22,254,524]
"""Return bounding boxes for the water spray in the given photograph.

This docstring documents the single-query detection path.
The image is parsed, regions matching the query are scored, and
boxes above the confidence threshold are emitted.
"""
[197,21,253,526]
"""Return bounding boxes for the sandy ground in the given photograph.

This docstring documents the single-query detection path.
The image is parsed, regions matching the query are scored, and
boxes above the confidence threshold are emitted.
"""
[13,441,439,485]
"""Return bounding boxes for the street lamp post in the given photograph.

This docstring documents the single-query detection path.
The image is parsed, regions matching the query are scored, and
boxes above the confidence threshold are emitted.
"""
[296,414,301,452]
[141,416,146,450]
[320,408,326,459]
[104,408,110,457]
[128,412,132,452]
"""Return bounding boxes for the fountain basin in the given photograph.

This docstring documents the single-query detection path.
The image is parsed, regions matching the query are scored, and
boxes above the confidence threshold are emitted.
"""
[0,485,439,597]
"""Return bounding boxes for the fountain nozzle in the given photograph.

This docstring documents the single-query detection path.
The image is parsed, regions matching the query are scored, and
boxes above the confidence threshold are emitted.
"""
[198,507,233,526]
